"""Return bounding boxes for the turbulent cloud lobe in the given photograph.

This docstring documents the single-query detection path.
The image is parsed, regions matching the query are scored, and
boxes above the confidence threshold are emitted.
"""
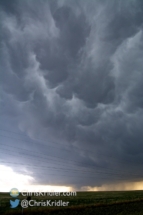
[0,0,143,189]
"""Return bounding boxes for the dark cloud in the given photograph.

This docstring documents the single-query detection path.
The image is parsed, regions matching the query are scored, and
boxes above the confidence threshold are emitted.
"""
[0,0,143,189]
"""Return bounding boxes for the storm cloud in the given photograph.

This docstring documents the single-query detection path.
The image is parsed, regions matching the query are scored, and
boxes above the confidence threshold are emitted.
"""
[0,0,143,190]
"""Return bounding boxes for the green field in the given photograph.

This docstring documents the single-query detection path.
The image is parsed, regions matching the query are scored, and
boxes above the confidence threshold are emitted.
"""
[0,191,143,215]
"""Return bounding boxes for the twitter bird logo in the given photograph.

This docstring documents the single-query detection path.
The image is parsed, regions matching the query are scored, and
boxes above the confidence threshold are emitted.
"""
[10,199,20,208]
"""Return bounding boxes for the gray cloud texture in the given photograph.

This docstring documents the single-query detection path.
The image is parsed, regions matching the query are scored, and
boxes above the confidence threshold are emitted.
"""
[0,0,143,189]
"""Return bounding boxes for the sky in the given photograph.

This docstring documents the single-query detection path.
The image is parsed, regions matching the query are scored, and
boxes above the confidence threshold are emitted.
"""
[0,0,143,191]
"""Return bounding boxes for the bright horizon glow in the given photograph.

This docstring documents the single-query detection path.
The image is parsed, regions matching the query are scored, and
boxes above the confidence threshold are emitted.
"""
[82,181,143,191]
[1,165,143,192]
[0,165,72,192]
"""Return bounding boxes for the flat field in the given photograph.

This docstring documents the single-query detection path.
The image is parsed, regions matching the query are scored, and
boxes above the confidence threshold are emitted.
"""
[0,191,143,215]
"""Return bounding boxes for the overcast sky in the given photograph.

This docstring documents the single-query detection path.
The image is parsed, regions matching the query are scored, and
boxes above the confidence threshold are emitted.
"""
[0,0,143,191]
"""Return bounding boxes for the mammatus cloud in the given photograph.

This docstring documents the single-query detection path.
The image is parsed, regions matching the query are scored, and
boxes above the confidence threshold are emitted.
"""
[0,0,143,190]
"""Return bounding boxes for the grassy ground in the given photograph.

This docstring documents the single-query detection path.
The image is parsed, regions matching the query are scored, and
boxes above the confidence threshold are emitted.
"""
[0,191,143,214]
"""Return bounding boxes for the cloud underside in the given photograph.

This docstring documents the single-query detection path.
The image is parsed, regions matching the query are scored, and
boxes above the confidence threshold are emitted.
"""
[0,0,143,189]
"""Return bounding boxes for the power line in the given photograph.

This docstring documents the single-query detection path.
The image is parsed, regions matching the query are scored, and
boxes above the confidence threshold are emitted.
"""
[0,132,138,166]
[0,128,142,180]
[1,141,132,172]
[2,162,140,179]
[1,167,140,183]
[0,128,139,163]
[0,149,142,179]
[0,139,142,176]
[0,143,142,177]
